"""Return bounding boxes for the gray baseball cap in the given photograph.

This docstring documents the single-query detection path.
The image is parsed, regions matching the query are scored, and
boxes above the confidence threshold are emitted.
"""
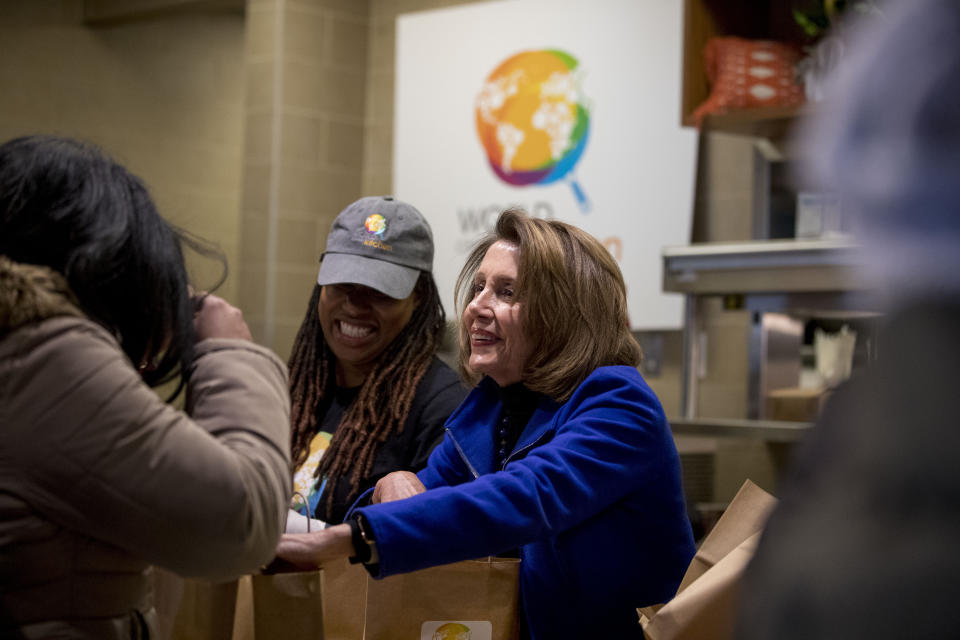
[317,196,434,299]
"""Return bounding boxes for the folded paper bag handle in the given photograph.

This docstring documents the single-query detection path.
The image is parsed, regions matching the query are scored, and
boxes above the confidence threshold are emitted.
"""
[290,491,311,533]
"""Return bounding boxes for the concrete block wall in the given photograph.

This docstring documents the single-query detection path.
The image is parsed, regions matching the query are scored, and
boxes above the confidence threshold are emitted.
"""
[240,0,370,361]
[691,131,783,499]
[0,1,246,303]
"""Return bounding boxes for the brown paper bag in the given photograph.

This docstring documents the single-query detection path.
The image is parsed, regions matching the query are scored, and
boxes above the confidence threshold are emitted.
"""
[231,576,254,640]
[232,560,367,640]
[363,558,521,640]
[161,574,238,640]
[638,479,776,640]
[319,557,369,640]
[246,570,324,638]
[231,493,328,639]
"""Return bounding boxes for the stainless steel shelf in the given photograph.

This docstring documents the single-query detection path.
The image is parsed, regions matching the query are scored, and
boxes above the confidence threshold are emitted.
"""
[669,417,812,443]
[663,239,878,427]
[662,239,868,295]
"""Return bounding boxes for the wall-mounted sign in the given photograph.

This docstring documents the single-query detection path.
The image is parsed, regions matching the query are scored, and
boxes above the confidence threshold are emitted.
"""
[476,48,592,213]
[395,0,696,329]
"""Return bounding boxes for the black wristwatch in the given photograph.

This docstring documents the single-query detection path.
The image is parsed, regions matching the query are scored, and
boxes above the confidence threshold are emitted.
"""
[348,512,379,565]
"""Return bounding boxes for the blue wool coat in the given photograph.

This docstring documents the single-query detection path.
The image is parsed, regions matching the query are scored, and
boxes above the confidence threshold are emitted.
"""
[354,366,695,639]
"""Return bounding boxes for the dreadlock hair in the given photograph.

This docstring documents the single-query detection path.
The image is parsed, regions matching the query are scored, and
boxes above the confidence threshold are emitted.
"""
[288,271,445,517]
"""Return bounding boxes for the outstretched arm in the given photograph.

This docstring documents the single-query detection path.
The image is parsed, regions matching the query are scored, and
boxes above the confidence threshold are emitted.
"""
[274,524,355,570]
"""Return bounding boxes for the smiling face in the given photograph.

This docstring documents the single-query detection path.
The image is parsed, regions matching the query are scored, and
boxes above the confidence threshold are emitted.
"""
[318,283,416,387]
[463,240,532,387]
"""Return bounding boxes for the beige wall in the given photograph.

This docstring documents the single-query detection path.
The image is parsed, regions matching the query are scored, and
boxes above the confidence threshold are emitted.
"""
[0,1,246,302]
[690,132,786,500]
[240,0,370,362]
[690,132,756,420]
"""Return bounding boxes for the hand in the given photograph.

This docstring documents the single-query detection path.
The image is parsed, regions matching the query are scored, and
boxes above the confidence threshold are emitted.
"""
[272,524,354,570]
[372,471,426,504]
[192,293,253,341]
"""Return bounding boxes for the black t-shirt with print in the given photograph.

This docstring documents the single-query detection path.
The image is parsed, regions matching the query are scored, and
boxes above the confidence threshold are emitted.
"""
[308,357,467,524]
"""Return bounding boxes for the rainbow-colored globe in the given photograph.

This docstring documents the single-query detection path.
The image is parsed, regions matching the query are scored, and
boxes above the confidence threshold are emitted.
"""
[364,213,386,236]
[475,49,590,211]
[432,622,471,640]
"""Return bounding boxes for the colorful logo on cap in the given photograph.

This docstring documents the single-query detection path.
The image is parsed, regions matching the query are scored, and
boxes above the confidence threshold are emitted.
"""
[431,622,471,640]
[364,213,386,236]
[475,49,591,213]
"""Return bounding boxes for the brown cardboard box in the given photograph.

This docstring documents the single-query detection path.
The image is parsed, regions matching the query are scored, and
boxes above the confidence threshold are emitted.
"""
[766,386,830,422]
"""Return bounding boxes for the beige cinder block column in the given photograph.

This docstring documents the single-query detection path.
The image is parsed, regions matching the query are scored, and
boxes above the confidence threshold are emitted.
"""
[239,0,369,359]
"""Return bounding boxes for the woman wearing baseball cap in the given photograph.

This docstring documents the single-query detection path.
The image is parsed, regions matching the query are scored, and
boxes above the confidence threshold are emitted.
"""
[285,196,467,528]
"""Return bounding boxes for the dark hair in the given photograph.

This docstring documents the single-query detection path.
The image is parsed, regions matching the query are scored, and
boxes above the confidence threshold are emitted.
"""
[287,271,445,518]
[455,208,641,402]
[0,135,225,396]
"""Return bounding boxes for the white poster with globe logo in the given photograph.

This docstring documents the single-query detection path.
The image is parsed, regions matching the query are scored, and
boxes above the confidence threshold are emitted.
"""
[395,0,697,330]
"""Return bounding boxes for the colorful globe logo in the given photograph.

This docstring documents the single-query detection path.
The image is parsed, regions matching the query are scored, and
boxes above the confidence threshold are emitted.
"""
[364,213,386,236]
[432,622,471,640]
[475,49,591,212]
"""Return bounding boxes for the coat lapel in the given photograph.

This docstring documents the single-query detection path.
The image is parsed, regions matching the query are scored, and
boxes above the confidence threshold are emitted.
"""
[447,379,563,473]
[510,396,560,461]
[446,378,500,475]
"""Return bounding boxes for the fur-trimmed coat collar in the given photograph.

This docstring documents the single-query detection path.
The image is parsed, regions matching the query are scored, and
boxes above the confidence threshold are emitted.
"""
[0,256,83,337]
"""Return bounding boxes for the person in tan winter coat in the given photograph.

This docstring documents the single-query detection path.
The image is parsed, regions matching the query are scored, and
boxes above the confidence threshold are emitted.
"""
[0,135,292,639]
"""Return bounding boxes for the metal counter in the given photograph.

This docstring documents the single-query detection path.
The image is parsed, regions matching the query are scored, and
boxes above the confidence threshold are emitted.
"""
[669,417,812,443]
[662,238,866,295]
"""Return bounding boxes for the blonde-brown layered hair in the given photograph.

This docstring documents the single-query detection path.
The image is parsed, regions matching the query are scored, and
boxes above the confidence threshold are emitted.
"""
[455,208,641,403]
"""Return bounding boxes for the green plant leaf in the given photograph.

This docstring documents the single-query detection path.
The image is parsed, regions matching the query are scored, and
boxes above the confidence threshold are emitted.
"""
[793,8,825,37]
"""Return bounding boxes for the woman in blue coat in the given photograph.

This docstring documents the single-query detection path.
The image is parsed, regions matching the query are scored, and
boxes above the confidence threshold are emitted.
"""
[276,209,695,639]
